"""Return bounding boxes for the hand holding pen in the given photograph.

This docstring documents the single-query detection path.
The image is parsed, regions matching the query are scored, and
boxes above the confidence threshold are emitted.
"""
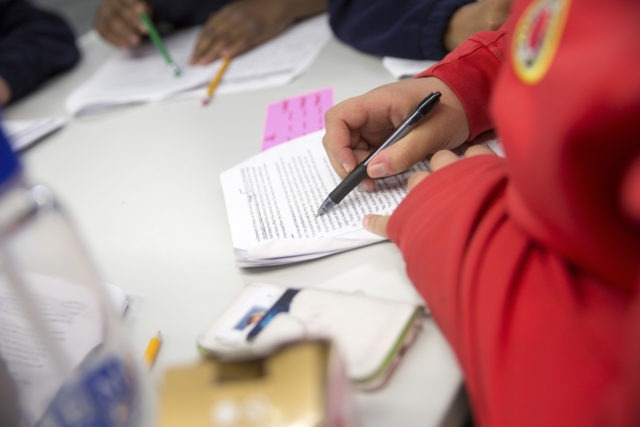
[318,91,441,215]
[320,78,471,214]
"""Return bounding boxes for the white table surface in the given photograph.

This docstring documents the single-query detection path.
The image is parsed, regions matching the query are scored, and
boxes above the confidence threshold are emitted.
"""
[5,30,464,427]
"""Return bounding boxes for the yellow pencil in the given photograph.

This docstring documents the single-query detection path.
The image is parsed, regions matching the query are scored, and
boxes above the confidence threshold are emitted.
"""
[143,331,162,368]
[202,56,232,106]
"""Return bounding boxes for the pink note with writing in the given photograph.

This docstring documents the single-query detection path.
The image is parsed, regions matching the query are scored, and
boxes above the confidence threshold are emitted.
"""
[261,87,333,150]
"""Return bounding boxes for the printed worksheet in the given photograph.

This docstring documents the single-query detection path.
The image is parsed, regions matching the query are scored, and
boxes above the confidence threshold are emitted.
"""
[3,117,66,151]
[220,130,428,266]
[66,14,331,116]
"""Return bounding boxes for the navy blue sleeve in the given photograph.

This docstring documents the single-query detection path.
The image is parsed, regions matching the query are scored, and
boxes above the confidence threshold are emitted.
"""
[149,0,231,29]
[0,0,80,104]
[328,0,473,60]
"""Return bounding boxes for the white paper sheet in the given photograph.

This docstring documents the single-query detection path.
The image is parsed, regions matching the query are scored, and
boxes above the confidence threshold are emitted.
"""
[220,130,429,266]
[382,57,437,79]
[3,117,67,152]
[66,14,331,116]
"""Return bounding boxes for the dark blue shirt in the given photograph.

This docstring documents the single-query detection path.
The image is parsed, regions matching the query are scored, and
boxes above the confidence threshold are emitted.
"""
[149,0,229,29]
[0,0,80,104]
[328,0,473,59]
[149,0,473,60]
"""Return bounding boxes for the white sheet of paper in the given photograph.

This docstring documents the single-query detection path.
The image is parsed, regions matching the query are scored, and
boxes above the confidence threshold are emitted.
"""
[0,274,128,423]
[3,117,67,152]
[66,14,331,116]
[220,130,428,266]
[382,57,437,79]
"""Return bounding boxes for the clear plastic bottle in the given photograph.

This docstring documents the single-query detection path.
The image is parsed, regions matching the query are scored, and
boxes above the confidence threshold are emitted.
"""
[0,125,152,426]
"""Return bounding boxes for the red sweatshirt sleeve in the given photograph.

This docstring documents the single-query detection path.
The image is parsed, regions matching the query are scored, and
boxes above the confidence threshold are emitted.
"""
[388,156,632,427]
[388,0,640,425]
[416,30,505,140]
[413,2,527,141]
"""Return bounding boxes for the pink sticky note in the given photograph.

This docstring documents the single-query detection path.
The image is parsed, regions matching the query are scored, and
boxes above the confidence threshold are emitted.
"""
[261,87,333,150]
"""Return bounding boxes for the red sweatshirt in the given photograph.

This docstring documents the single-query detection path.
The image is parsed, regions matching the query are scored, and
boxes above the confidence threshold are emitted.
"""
[387,0,640,425]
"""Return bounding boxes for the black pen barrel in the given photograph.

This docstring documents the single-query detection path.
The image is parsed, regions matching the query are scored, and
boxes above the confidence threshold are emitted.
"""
[317,91,441,215]
[328,163,369,205]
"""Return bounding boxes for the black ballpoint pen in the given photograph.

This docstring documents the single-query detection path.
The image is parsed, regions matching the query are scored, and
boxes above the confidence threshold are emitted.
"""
[316,91,441,216]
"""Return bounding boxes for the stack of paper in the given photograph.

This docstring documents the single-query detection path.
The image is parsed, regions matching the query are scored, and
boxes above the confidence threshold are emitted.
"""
[220,130,428,266]
[66,14,331,116]
[3,117,67,152]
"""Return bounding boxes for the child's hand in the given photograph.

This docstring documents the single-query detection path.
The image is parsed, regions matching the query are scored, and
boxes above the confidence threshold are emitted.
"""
[190,0,325,65]
[322,77,469,192]
[94,0,150,48]
[444,0,512,51]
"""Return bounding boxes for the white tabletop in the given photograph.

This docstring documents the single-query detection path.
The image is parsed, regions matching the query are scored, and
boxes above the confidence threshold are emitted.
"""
[6,30,464,427]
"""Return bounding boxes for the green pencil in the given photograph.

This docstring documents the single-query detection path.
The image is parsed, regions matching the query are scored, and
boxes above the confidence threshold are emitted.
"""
[139,12,181,77]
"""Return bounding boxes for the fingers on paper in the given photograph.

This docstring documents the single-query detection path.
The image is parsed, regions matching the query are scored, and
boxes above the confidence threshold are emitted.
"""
[192,6,276,65]
[363,171,427,238]
[363,214,390,238]
[191,19,231,65]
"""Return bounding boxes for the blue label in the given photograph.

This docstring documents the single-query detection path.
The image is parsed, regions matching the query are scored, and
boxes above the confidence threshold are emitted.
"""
[37,355,141,427]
